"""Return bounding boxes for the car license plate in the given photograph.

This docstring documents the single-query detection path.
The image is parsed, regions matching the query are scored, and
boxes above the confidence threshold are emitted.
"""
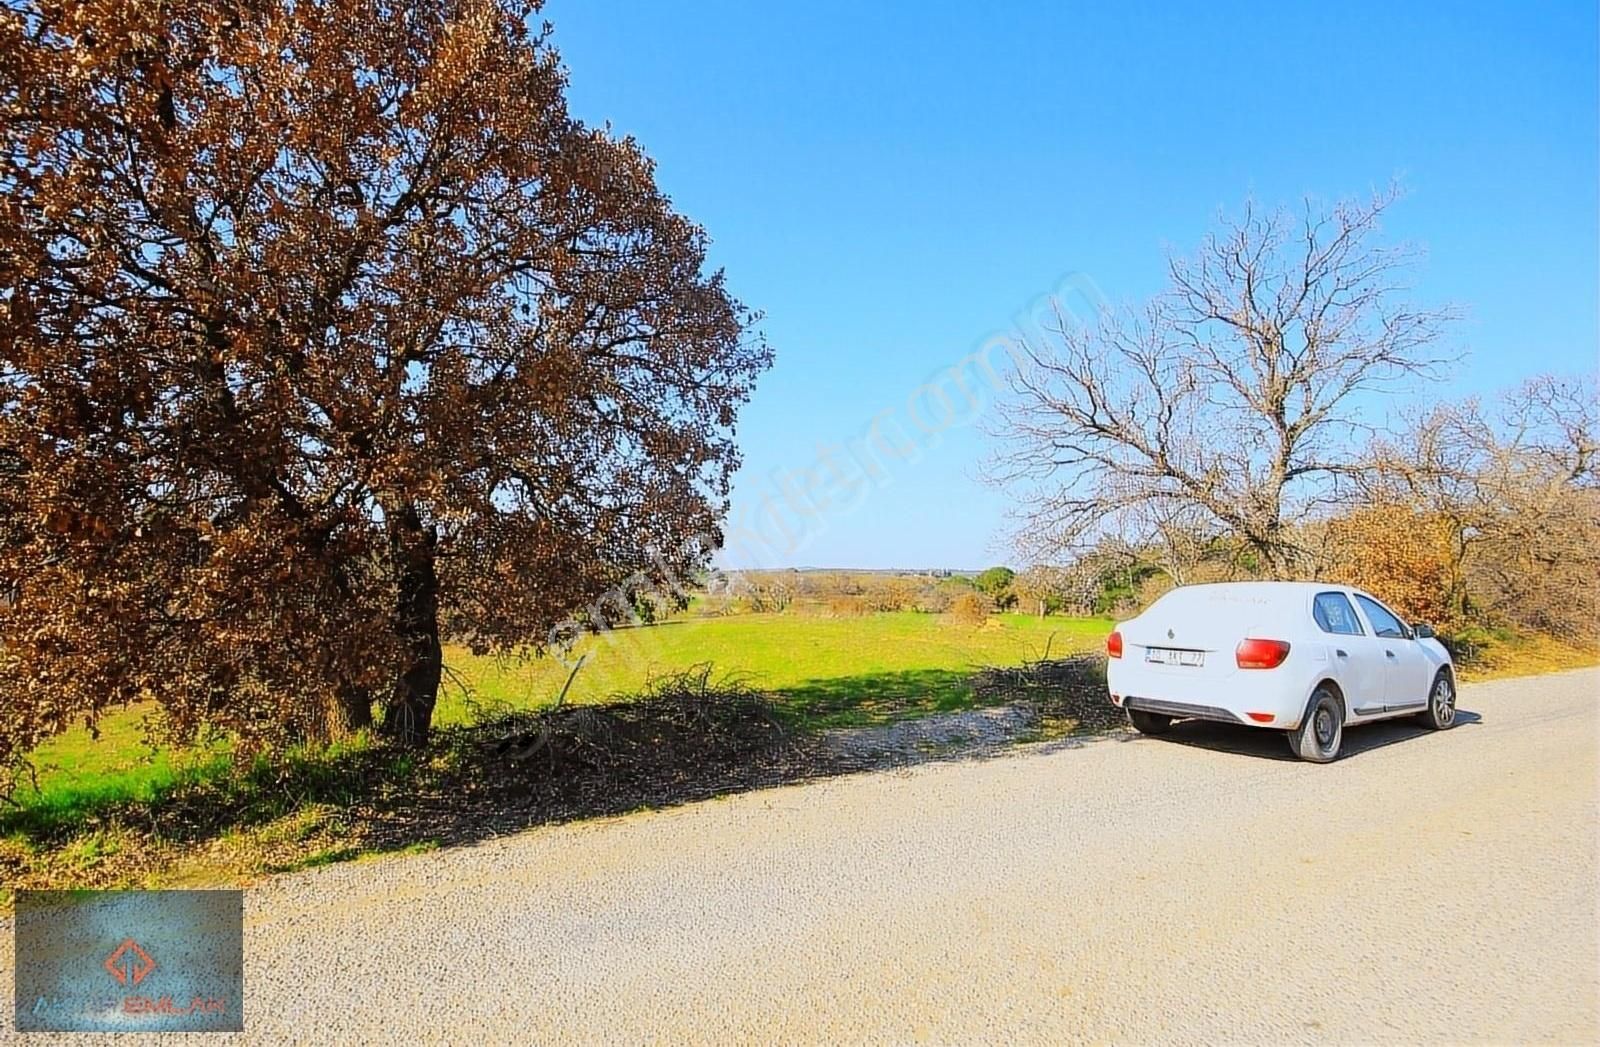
[1146,647,1204,667]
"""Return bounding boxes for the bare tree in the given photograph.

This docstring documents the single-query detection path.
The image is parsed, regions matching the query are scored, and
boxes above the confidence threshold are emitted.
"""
[1364,374,1599,637]
[1013,565,1067,617]
[1126,501,1230,585]
[989,188,1455,577]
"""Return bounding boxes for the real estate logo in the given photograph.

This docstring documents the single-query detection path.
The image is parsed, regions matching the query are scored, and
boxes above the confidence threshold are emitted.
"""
[104,938,157,987]
[13,890,244,1033]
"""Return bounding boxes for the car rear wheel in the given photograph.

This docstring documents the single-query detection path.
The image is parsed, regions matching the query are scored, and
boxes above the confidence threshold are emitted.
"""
[1289,686,1343,762]
[1415,671,1456,730]
[1126,708,1172,735]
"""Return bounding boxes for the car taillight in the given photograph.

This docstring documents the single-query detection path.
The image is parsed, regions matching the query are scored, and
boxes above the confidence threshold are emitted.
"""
[1236,637,1290,669]
[1106,630,1123,659]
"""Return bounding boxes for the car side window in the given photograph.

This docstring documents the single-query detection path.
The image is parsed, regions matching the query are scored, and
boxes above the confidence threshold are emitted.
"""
[1354,594,1408,639]
[1312,592,1365,636]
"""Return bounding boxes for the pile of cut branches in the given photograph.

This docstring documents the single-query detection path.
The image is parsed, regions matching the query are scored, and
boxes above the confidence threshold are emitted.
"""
[971,652,1123,733]
[481,663,796,785]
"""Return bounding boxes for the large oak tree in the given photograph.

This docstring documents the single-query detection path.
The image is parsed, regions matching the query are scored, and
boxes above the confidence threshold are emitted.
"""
[0,0,769,769]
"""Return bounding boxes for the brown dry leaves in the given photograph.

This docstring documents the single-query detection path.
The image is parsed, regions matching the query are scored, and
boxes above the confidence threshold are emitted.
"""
[0,0,770,778]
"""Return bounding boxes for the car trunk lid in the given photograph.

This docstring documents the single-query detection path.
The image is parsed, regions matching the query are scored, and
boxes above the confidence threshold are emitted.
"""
[1121,585,1287,677]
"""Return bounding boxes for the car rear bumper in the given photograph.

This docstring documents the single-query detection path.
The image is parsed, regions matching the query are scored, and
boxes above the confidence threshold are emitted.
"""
[1119,695,1247,725]
[1107,657,1320,729]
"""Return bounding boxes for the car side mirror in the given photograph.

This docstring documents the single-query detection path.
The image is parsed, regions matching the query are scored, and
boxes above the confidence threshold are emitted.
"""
[1412,623,1435,640]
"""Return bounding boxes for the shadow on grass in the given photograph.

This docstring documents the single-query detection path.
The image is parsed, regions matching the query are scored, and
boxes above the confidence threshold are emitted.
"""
[2,740,418,846]
[1,658,1123,888]
[771,668,983,728]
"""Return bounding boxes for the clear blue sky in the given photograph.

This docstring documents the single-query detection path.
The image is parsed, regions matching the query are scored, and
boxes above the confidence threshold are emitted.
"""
[548,0,1598,570]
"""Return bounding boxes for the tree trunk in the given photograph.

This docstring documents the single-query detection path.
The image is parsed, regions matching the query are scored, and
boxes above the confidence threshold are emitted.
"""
[381,504,442,748]
[333,683,373,736]
[1252,524,1295,581]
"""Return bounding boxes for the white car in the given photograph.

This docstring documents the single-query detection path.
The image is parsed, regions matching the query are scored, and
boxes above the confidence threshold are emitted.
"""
[1105,582,1456,762]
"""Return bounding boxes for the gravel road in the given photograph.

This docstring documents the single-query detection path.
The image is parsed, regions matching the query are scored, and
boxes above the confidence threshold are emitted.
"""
[7,669,1598,1043]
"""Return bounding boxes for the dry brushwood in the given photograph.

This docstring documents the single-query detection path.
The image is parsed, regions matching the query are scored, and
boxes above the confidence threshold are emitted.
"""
[485,664,790,783]
[971,653,1122,732]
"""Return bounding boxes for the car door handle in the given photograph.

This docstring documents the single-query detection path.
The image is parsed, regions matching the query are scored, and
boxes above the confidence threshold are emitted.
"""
[1335,649,1349,658]
[1385,650,1397,659]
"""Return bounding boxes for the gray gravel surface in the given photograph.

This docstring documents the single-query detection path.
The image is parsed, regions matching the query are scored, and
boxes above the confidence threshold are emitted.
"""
[5,669,1597,1044]
[821,703,1037,762]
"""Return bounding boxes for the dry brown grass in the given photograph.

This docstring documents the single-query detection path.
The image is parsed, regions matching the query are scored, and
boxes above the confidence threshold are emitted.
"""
[1454,633,1600,682]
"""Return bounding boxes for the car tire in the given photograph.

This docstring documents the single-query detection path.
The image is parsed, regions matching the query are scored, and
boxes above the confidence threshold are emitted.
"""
[1127,708,1172,735]
[1288,686,1343,763]
[1415,670,1456,730]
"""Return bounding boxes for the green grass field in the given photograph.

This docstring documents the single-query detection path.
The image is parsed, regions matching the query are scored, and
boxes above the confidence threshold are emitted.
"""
[442,610,1109,726]
[11,611,1112,831]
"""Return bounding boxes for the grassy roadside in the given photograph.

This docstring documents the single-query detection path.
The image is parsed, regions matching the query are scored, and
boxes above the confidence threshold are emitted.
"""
[2,612,1108,902]
[3,613,1590,905]
[14,610,1103,813]
[1450,631,1599,682]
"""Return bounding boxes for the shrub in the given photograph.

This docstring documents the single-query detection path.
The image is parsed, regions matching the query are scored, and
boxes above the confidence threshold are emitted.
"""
[947,591,993,627]
[919,576,973,613]
[825,595,868,617]
[1464,487,1600,644]
[974,566,1017,610]
[1324,505,1458,628]
[864,578,922,612]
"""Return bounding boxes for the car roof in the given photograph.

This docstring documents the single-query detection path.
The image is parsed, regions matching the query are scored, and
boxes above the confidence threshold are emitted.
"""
[1163,581,1363,599]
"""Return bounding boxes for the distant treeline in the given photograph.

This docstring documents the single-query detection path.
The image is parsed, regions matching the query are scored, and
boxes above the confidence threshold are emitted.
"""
[697,567,1030,620]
